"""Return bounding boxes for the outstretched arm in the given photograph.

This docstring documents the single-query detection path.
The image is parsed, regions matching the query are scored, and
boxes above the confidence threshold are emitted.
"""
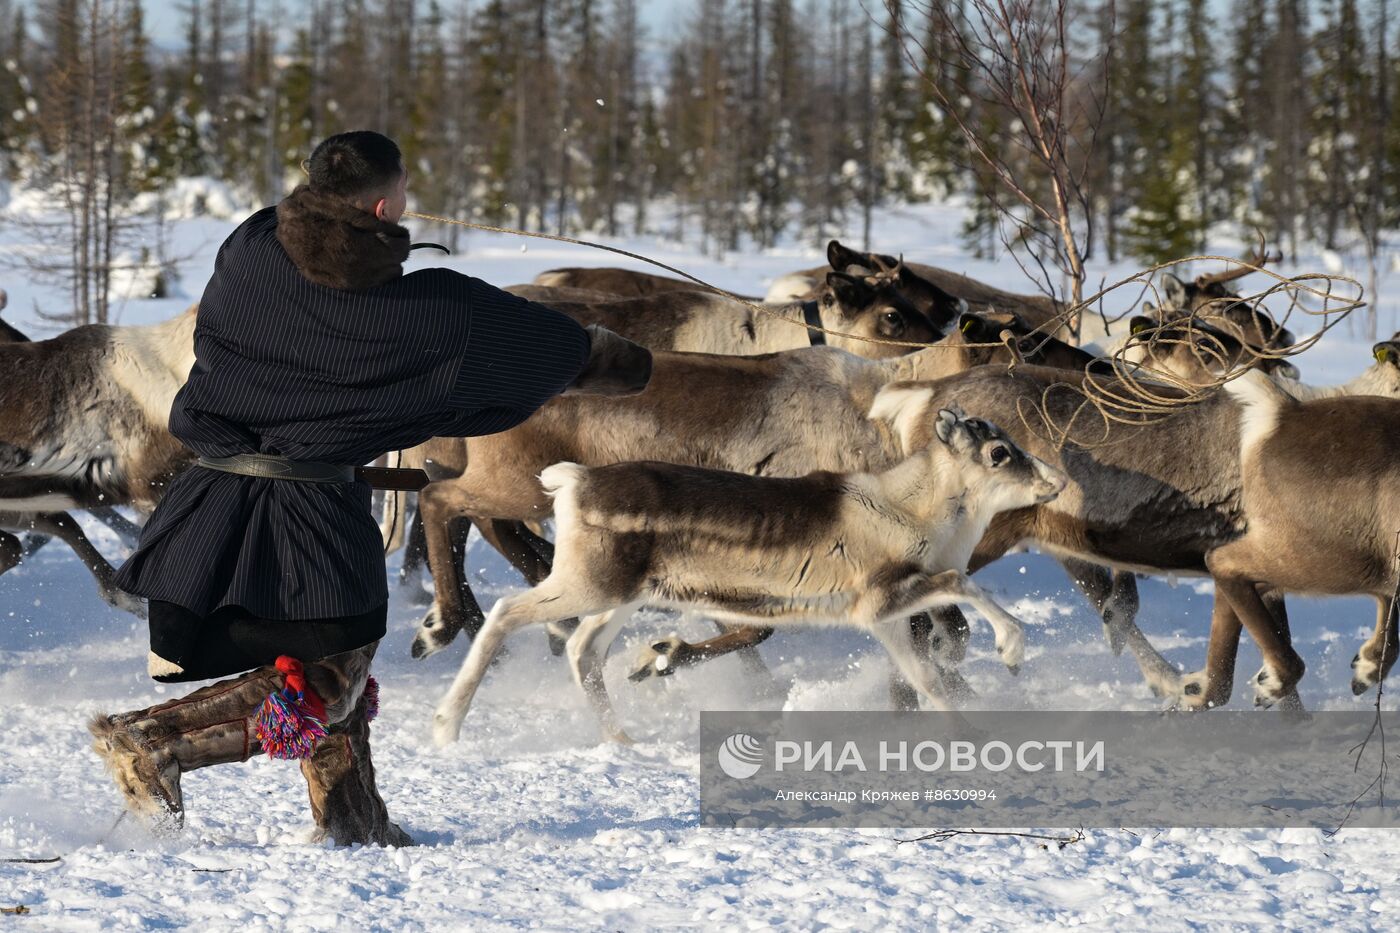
[441,280,651,437]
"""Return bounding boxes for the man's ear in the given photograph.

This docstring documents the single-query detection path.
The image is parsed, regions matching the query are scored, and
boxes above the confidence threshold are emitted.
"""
[373,198,390,222]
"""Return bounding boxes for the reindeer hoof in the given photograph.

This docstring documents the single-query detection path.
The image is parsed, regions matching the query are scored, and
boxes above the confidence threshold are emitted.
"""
[628,636,683,683]
[605,730,636,746]
[411,609,454,660]
[1163,670,1216,711]
[1351,652,1381,696]
[1006,663,1020,677]
[996,630,1025,673]
[1252,666,1290,709]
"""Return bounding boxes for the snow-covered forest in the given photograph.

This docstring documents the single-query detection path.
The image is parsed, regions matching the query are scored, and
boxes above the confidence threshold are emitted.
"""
[3,0,1400,323]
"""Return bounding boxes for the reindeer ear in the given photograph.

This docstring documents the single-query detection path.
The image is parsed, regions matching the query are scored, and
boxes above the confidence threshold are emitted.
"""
[1160,273,1188,309]
[826,271,871,314]
[933,407,976,454]
[1374,341,1400,367]
[934,407,959,445]
[828,240,865,273]
[957,311,992,341]
[870,383,937,453]
[1129,315,1154,336]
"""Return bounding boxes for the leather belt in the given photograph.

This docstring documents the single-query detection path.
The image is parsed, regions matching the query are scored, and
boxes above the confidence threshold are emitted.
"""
[197,454,430,491]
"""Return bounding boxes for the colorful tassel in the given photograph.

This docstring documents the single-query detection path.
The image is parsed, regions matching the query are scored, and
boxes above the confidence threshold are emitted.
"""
[254,656,328,760]
[363,676,380,723]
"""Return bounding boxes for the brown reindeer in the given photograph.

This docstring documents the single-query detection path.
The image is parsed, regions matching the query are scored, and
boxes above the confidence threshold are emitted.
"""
[1114,314,1302,388]
[0,293,147,610]
[0,307,199,612]
[534,266,762,301]
[1144,241,1291,358]
[387,269,952,604]
[431,411,1065,745]
[1182,370,1400,707]
[864,346,1400,709]
[768,240,1063,337]
[409,313,1099,676]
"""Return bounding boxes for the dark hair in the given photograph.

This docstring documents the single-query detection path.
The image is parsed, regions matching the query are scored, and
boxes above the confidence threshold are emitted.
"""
[306,131,403,199]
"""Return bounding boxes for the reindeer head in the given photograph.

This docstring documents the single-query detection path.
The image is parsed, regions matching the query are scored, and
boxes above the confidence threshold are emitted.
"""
[816,269,942,358]
[1124,315,1300,386]
[826,239,963,332]
[949,309,1101,372]
[1361,334,1400,397]
[1154,238,1294,351]
[933,407,1066,509]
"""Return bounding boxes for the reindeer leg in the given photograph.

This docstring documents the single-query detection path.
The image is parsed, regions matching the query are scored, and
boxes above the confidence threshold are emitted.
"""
[566,604,640,744]
[1059,557,1131,654]
[628,624,776,682]
[859,569,997,724]
[432,578,612,746]
[26,512,145,617]
[395,507,434,607]
[1168,584,1302,713]
[412,479,487,660]
[1170,596,1241,712]
[1351,596,1398,697]
[1205,570,1306,708]
[1053,557,1191,700]
[1257,588,1306,715]
[473,519,578,655]
[89,506,143,549]
[891,609,974,711]
[0,531,20,575]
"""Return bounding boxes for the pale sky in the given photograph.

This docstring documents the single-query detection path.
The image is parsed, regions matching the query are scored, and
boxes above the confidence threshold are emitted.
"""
[142,0,693,46]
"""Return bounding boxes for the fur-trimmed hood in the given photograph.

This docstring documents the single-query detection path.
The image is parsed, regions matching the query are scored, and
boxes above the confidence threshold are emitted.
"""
[275,184,412,290]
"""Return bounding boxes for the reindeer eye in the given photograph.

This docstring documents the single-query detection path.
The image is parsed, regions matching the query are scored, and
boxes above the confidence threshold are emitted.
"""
[822,293,834,305]
[883,310,902,325]
[989,445,1010,466]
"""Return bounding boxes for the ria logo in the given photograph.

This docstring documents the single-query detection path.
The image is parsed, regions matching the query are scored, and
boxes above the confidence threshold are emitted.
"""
[717,733,764,779]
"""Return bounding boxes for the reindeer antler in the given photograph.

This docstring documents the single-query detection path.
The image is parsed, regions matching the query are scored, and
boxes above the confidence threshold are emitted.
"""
[1194,230,1282,288]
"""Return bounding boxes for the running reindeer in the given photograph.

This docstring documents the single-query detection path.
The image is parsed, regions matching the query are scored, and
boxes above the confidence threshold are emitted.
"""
[408,311,1096,677]
[432,408,1065,745]
[0,305,199,611]
[387,265,954,601]
[1187,371,1400,707]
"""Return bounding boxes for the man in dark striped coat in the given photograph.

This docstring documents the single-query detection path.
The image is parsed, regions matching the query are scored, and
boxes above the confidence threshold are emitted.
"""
[89,131,651,846]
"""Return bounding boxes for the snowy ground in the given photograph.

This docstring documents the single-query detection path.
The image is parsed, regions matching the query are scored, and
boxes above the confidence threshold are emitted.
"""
[2,194,1400,930]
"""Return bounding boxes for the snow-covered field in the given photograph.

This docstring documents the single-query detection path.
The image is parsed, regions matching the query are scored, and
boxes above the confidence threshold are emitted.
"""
[2,195,1399,930]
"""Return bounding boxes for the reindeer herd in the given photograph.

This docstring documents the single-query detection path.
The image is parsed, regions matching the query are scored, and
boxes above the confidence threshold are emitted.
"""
[1,241,1398,748]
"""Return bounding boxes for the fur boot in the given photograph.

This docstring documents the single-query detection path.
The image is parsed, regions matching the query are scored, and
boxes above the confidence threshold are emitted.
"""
[90,645,410,845]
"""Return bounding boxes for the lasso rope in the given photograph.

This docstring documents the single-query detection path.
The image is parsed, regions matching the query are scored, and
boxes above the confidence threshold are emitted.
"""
[403,209,1366,450]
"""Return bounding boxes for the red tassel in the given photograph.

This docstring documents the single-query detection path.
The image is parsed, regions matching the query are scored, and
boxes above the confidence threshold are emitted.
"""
[256,656,328,760]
